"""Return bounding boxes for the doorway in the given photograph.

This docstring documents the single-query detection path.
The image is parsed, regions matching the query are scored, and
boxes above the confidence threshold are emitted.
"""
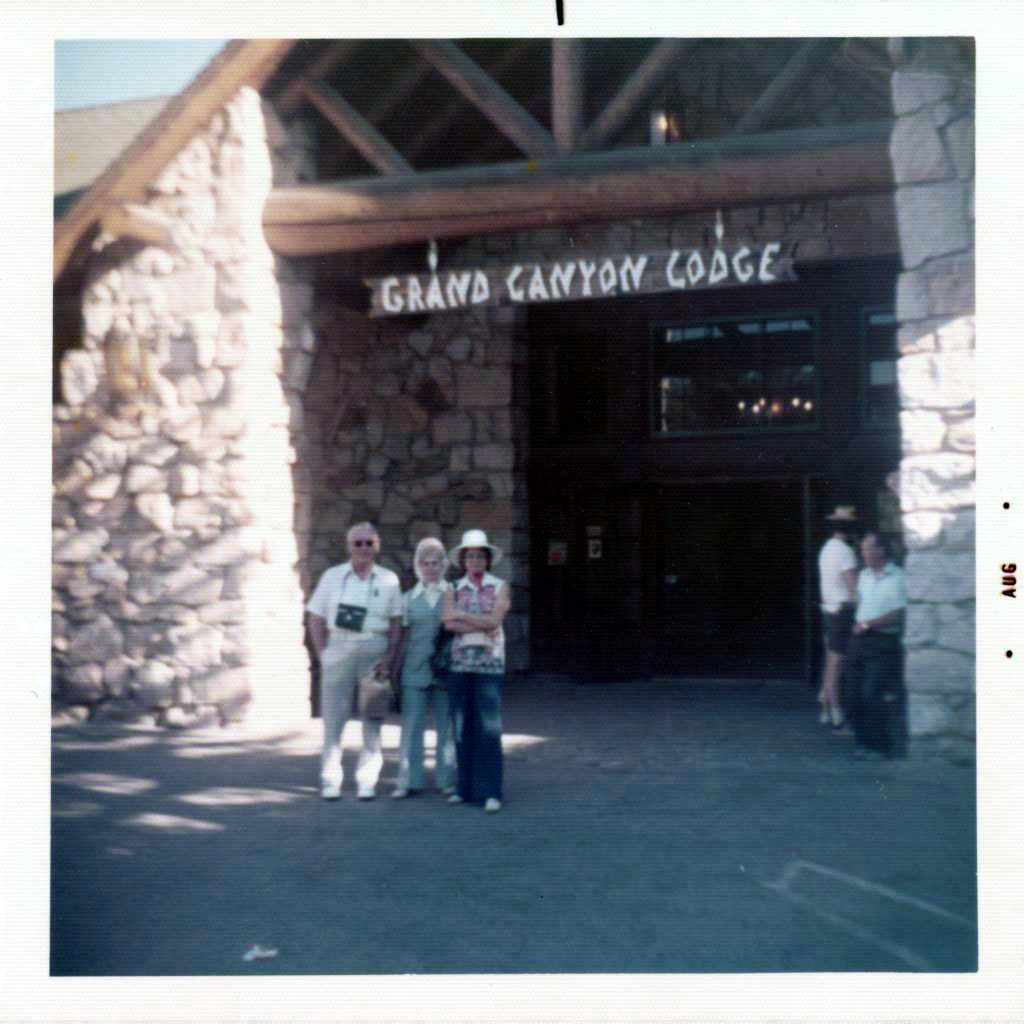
[655,480,807,679]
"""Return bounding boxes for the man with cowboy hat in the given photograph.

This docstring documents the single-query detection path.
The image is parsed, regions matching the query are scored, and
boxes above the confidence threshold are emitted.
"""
[817,506,860,728]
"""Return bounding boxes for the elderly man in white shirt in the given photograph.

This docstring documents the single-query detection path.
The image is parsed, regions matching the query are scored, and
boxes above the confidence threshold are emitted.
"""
[306,522,403,800]
[846,531,907,760]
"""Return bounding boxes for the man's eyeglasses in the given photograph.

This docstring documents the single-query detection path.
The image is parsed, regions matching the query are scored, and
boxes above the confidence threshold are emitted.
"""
[351,539,376,548]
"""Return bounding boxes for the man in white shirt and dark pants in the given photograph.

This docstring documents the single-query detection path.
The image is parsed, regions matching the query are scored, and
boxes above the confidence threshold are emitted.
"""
[306,522,403,800]
[817,507,859,728]
[846,531,908,760]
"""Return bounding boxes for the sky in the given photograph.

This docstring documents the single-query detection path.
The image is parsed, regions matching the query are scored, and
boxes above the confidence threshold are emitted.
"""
[55,39,227,110]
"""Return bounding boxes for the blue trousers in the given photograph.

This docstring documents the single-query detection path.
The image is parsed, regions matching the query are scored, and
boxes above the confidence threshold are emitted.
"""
[446,672,504,802]
[397,685,456,791]
[844,631,905,757]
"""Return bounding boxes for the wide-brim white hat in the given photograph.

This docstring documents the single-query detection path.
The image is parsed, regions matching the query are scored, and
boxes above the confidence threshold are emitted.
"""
[448,528,503,567]
[825,506,859,523]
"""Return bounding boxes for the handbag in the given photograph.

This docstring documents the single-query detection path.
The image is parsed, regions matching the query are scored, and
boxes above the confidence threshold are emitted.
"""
[357,661,393,719]
[429,627,454,675]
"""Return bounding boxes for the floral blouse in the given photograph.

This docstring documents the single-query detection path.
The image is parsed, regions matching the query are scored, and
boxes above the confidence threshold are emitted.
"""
[449,572,506,676]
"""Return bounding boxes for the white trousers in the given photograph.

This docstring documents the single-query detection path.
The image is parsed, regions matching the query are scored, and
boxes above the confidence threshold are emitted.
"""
[319,634,388,790]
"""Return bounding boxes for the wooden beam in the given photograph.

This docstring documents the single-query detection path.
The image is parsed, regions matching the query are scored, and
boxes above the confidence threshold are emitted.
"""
[733,39,841,134]
[54,39,294,281]
[412,40,559,160]
[99,203,177,247]
[552,39,585,153]
[277,41,357,114]
[835,39,894,102]
[577,39,694,151]
[406,42,531,161]
[364,55,430,123]
[263,121,894,256]
[302,80,413,175]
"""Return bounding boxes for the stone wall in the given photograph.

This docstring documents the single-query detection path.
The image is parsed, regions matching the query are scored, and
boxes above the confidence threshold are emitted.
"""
[297,299,532,670]
[890,41,975,761]
[52,88,313,727]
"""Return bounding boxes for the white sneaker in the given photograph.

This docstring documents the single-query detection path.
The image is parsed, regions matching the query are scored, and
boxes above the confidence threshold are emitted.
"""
[484,798,502,813]
[357,785,376,801]
[390,787,409,799]
[440,786,456,796]
[320,782,341,800]
[446,793,464,804]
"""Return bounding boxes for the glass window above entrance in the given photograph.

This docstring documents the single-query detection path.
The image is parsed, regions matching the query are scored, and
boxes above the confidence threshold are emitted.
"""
[861,307,899,430]
[653,312,819,434]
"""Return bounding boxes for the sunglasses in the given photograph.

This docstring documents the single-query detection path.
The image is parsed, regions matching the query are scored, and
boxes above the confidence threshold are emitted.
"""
[350,539,376,548]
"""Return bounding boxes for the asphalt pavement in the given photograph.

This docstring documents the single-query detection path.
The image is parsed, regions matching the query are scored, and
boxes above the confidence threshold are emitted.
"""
[50,675,977,976]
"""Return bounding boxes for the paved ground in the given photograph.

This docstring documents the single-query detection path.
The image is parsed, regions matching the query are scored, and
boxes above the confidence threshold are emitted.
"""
[51,676,976,976]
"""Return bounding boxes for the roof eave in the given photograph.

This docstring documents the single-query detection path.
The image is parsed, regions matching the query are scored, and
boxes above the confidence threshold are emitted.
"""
[53,38,295,282]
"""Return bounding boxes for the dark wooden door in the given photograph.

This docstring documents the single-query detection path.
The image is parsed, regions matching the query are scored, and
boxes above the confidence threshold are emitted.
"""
[655,479,806,678]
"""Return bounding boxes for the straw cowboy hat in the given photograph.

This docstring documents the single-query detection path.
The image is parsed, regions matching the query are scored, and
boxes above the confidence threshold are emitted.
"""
[448,528,503,567]
[825,506,858,523]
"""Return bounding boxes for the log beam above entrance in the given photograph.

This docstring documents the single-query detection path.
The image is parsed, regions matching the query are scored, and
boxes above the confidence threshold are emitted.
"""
[263,120,894,256]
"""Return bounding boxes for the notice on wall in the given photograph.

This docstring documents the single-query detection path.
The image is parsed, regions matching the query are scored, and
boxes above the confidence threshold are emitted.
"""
[547,540,568,566]
[365,243,796,317]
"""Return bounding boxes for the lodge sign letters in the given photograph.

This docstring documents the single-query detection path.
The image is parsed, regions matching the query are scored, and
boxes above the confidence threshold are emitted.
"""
[366,243,795,317]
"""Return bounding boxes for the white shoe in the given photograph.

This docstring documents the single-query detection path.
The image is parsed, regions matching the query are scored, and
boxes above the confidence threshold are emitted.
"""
[390,788,409,799]
[484,798,502,813]
[320,782,341,800]
[357,786,376,801]
[447,793,464,805]
[440,786,456,796]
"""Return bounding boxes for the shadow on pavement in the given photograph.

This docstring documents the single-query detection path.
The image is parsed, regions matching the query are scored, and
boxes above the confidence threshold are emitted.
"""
[51,676,977,975]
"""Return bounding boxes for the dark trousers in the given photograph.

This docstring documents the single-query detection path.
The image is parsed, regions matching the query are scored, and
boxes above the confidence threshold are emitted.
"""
[446,672,504,802]
[844,631,906,757]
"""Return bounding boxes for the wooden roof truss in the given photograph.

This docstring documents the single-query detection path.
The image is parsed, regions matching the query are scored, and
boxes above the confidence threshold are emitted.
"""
[55,37,901,277]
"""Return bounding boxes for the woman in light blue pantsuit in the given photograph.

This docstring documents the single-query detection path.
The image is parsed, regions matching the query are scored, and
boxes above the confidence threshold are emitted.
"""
[391,537,456,798]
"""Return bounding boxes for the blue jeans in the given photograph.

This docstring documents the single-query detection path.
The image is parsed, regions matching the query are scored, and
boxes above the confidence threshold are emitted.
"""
[446,672,503,802]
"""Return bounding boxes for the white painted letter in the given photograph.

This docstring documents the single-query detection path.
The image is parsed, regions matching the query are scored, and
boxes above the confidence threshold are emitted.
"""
[619,254,649,292]
[505,265,524,302]
[528,265,551,302]
[578,260,597,296]
[759,242,781,282]
[381,277,404,313]
[666,251,686,289]
[709,249,729,285]
[407,276,425,312]
[549,261,577,299]
[425,275,446,310]
[446,271,472,308]
[471,270,490,304]
[686,251,706,286]
[599,259,618,294]
[732,246,754,283]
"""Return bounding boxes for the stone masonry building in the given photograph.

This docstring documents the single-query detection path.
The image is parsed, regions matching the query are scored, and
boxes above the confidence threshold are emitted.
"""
[52,38,974,758]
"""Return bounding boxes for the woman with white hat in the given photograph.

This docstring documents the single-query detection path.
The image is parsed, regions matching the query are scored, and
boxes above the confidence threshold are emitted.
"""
[441,529,511,813]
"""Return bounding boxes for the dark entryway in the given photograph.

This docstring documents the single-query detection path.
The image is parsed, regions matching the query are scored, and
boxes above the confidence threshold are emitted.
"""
[526,258,901,683]
[529,478,812,681]
[657,479,806,678]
